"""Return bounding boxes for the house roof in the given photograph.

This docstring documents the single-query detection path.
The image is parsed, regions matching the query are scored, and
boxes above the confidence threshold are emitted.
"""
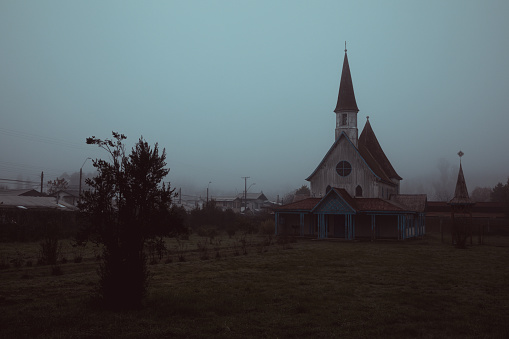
[0,189,45,197]
[235,192,268,201]
[0,196,77,210]
[334,51,359,113]
[358,119,402,181]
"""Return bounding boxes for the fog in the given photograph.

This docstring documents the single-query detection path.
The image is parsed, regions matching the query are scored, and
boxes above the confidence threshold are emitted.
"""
[1,1,509,200]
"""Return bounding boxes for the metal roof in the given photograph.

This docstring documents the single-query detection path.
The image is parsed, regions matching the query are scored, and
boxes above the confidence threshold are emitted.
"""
[0,196,77,210]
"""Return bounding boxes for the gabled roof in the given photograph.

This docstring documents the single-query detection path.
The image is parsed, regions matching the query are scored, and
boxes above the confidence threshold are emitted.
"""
[311,188,357,214]
[334,51,359,113]
[50,189,80,197]
[449,163,474,205]
[235,192,268,201]
[0,189,45,197]
[306,132,380,182]
[358,119,402,181]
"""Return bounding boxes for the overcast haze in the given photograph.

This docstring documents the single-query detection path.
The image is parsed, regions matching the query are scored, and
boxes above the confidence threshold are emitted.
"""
[1,1,509,199]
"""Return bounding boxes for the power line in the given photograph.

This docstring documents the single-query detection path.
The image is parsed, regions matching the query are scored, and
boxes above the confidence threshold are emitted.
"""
[0,127,89,151]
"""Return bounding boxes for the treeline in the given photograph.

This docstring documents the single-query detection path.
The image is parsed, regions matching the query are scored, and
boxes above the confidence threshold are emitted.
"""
[0,202,273,243]
[185,200,272,237]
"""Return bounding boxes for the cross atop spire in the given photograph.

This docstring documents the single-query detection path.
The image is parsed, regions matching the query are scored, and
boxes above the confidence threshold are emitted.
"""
[458,150,464,164]
[345,41,347,53]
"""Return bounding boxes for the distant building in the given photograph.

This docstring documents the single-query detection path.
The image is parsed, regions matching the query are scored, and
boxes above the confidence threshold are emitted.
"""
[213,192,269,213]
[50,190,80,206]
[275,48,426,239]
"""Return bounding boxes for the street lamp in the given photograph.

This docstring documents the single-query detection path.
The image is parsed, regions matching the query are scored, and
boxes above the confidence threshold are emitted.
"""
[79,157,91,202]
[206,181,212,203]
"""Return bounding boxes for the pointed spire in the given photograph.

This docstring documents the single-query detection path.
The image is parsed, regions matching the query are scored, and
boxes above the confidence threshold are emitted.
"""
[334,46,359,113]
[449,152,474,205]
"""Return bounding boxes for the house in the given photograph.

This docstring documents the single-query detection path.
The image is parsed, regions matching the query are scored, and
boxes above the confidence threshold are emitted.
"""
[275,47,426,239]
[213,192,269,213]
[51,189,80,206]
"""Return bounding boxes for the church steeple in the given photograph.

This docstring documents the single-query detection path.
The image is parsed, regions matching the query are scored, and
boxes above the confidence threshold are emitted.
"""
[334,43,359,145]
[334,45,359,113]
[449,151,474,205]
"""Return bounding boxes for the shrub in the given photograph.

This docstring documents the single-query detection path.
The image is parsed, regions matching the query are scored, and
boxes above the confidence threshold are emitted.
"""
[259,219,275,235]
[39,237,61,266]
[197,240,209,260]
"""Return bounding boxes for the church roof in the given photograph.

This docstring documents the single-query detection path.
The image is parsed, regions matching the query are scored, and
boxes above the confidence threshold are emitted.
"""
[305,132,381,182]
[449,163,474,205]
[275,198,321,211]
[358,119,402,181]
[390,194,427,213]
[275,188,422,213]
[334,51,359,113]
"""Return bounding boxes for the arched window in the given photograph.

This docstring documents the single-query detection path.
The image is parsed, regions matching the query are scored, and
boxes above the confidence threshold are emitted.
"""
[356,185,363,197]
[326,185,332,194]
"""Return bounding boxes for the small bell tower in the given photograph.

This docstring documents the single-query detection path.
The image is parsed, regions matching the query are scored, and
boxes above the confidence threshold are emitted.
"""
[334,42,359,146]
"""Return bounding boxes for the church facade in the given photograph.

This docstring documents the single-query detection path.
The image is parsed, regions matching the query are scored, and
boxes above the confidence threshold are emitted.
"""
[275,48,426,240]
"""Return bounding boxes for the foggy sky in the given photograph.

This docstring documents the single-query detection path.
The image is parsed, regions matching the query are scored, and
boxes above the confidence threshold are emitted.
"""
[1,1,509,200]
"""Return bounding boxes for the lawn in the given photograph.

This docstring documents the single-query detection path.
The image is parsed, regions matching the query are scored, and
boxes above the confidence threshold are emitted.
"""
[1,233,509,338]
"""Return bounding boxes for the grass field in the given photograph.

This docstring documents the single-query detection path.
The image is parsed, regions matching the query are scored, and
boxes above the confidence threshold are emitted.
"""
[1,232,509,338]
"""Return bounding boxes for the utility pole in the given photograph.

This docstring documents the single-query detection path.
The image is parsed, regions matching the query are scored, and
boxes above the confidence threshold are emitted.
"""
[79,157,91,203]
[179,187,182,204]
[241,176,250,213]
[40,171,43,194]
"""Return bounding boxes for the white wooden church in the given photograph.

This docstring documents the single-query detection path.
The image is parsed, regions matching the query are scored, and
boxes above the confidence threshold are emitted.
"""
[275,48,426,240]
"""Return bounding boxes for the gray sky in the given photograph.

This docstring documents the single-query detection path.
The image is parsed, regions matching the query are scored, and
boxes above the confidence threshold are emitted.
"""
[1,1,508,199]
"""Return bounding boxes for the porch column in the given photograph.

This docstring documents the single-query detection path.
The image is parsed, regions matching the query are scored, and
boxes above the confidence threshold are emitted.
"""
[274,212,279,235]
[371,215,376,240]
[300,213,305,236]
[397,215,402,240]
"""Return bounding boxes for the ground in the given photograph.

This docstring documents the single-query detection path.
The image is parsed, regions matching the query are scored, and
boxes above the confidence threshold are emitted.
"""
[1,232,509,338]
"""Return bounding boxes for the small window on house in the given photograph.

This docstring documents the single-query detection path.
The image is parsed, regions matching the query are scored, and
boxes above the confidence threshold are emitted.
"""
[326,185,332,194]
[356,185,363,197]
[341,113,347,126]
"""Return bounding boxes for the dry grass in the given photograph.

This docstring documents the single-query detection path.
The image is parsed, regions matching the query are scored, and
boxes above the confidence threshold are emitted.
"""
[1,232,509,338]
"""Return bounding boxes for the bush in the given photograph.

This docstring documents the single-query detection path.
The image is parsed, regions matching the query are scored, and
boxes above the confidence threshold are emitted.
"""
[259,219,275,235]
[38,237,61,266]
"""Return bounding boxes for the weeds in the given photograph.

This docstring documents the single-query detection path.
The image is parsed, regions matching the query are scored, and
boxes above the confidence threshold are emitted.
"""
[176,237,188,262]
[197,239,209,260]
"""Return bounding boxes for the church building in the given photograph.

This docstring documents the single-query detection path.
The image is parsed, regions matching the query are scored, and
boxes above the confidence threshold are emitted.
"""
[275,47,427,240]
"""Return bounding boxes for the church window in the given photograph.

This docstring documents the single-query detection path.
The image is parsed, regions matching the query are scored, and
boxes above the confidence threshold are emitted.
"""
[341,113,347,125]
[326,185,332,194]
[336,161,352,177]
[356,185,363,197]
